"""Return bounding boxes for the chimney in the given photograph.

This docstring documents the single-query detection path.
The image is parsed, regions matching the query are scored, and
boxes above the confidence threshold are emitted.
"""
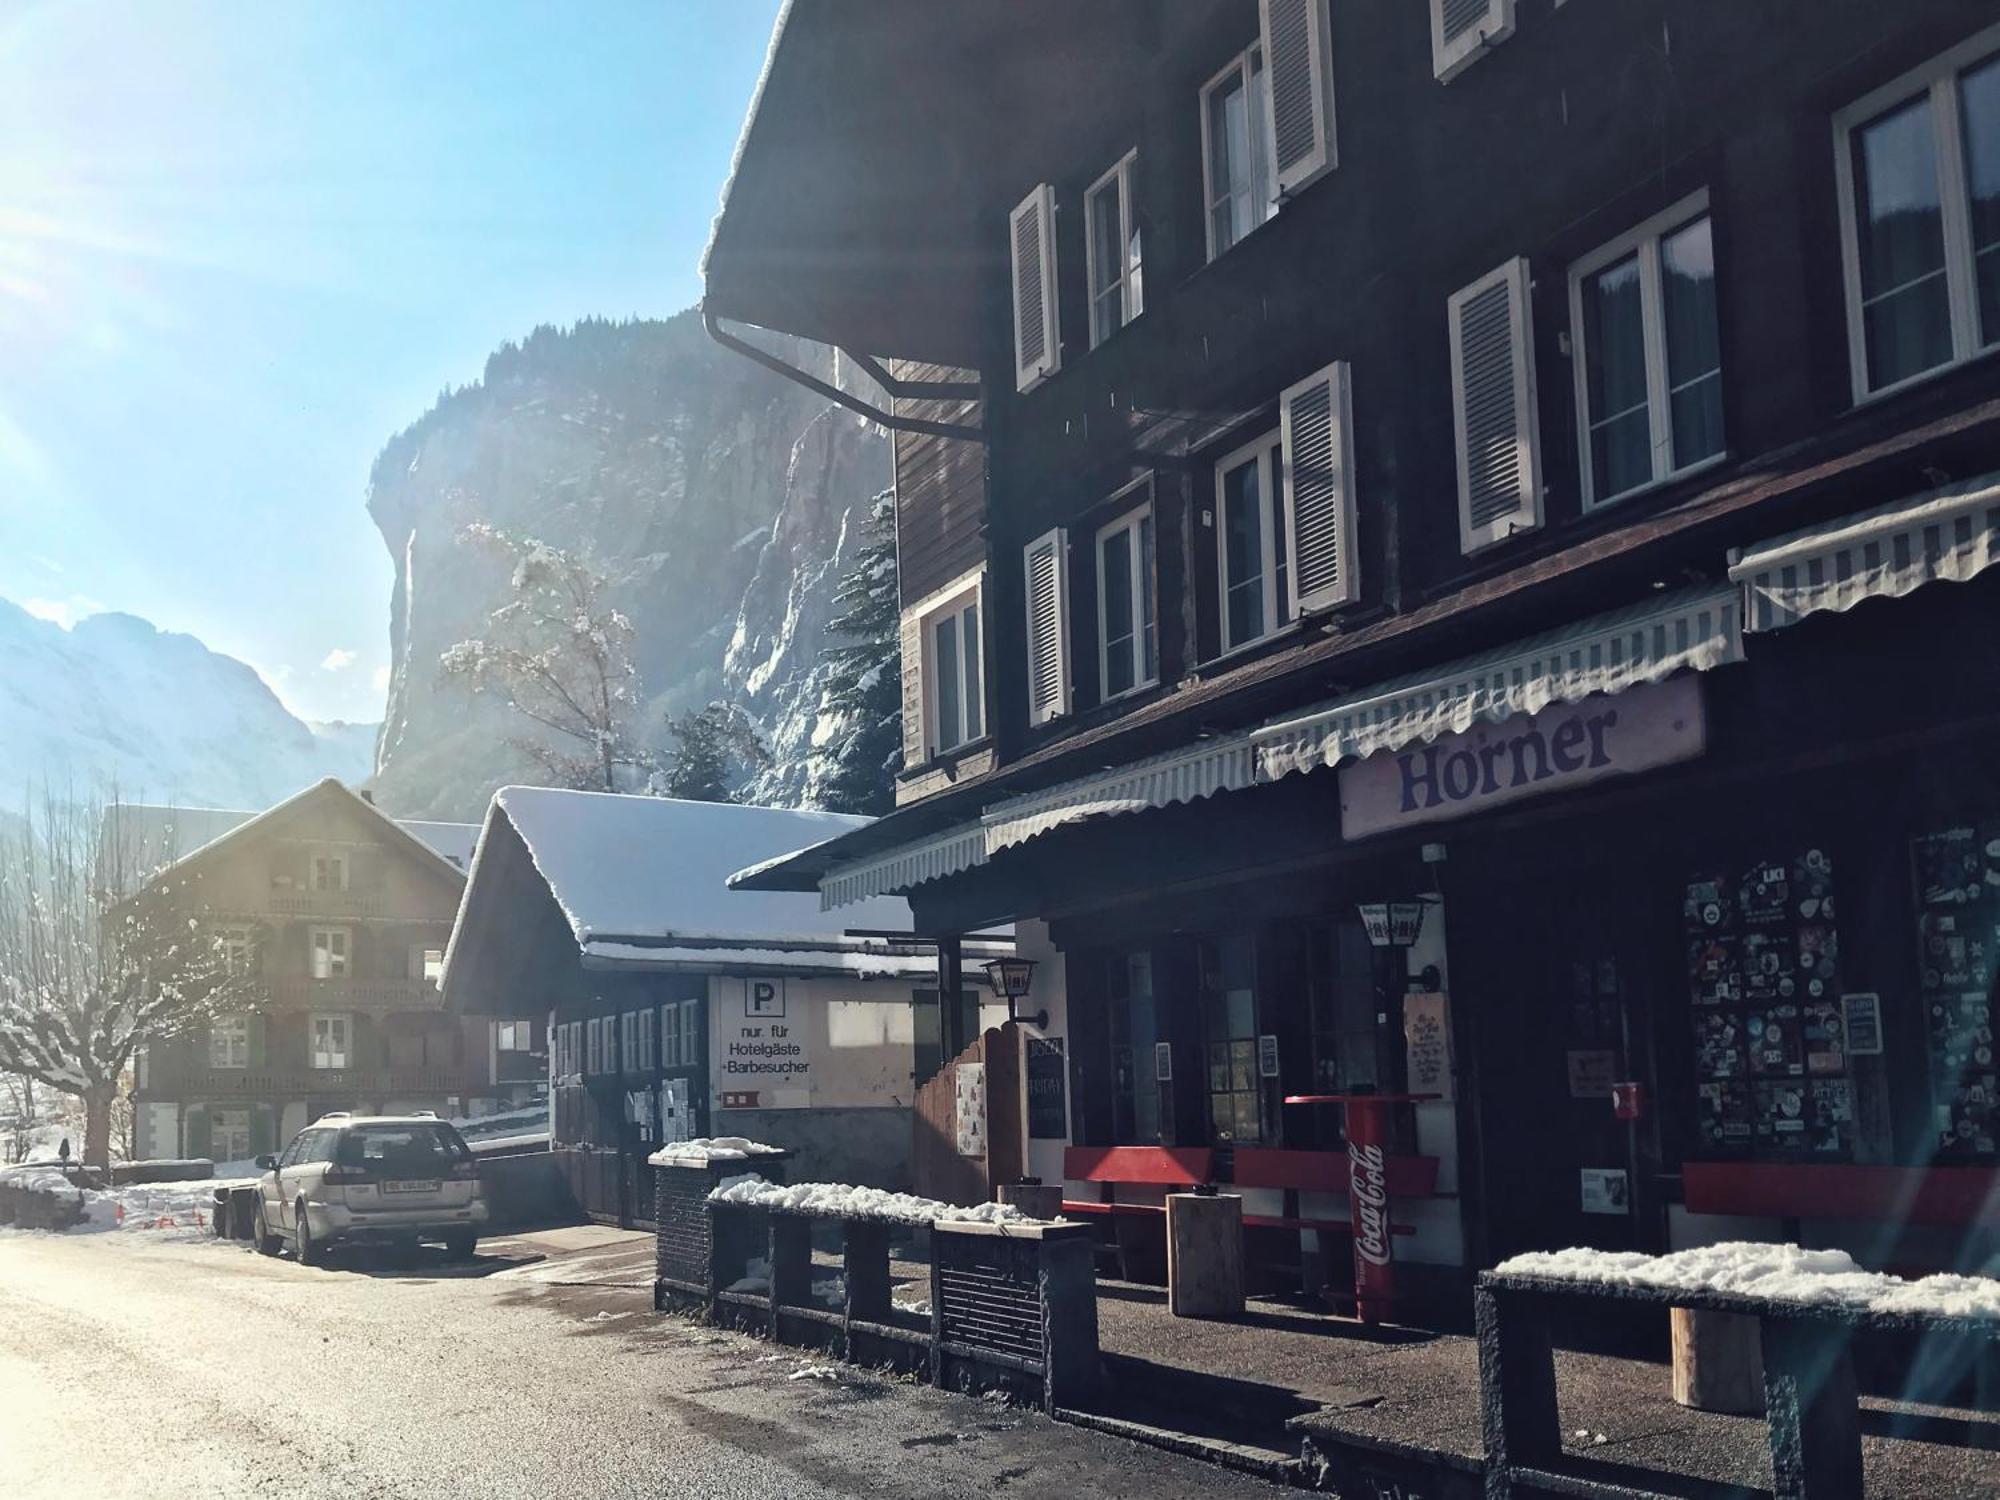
[358,790,375,805]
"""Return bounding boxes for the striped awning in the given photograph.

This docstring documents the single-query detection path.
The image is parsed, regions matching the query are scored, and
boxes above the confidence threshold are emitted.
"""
[819,823,988,911]
[1730,470,2000,633]
[1254,584,1744,781]
[979,732,1257,855]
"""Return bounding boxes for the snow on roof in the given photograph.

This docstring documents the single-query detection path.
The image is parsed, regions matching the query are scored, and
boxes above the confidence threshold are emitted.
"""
[701,0,795,280]
[1494,1242,2000,1322]
[583,940,938,980]
[491,785,918,948]
[395,819,480,870]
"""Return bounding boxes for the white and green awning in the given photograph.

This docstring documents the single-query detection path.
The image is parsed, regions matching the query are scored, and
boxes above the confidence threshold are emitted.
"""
[979,733,1258,855]
[1253,584,1744,781]
[1729,470,2000,633]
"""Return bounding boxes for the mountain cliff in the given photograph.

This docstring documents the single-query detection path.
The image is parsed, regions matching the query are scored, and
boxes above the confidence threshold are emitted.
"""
[0,599,374,809]
[366,313,892,820]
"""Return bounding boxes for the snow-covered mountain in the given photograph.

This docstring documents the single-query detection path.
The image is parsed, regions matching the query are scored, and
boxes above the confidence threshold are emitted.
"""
[0,599,376,810]
[367,313,891,820]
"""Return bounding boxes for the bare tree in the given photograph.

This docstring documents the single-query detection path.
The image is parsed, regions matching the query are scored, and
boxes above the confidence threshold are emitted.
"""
[439,524,656,793]
[0,787,257,1168]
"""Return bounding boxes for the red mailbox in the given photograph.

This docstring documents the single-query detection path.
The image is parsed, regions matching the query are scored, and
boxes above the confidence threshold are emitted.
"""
[1611,1081,1646,1121]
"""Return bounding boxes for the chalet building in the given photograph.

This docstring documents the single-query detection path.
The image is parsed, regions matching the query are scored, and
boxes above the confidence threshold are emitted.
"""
[706,2,2000,1316]
[439,787,1005,1226]
[112,781,542,1163]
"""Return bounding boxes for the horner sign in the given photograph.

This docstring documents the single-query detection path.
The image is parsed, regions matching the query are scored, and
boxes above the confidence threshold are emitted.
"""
[1339,675,1706,839]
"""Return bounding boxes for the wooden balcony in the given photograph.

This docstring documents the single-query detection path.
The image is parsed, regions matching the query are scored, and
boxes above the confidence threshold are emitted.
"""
[260,887,387,919]
[263,977,440,1013]
[143,1065,490,1100]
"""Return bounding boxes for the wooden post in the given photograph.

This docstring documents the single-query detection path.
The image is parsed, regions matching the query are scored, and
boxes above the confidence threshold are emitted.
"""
[1671,1306,1765,1414]
[768,1214,812,1338]
[843,1219,891,1325]
[937,935,967,1063]
[1760,1315,1862,1500]
[1476,1282,1562,1499]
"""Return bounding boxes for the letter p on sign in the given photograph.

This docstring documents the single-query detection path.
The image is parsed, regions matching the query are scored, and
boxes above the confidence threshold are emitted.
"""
[746,979,785,1019]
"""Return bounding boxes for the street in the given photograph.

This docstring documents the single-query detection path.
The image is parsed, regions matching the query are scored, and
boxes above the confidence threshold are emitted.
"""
[0,1228,1262,1499]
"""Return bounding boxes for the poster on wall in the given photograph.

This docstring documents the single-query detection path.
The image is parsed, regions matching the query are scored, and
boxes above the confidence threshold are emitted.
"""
[1026,1037,1068,1140]
[1402,992,1453,1098]
[1579,1167,1630,1215]
[955,1061,987,1157]
[1910,825,2000,1157]
[1683,848,1851,1159]
[1566,1048,1616,1099]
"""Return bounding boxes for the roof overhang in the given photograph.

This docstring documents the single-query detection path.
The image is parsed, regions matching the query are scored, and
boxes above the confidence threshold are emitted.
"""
[703,0,1162,366]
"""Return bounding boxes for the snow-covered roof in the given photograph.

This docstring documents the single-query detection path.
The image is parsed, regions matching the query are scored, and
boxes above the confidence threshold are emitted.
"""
[100,781,475,897]
[487,786,920,951]
[583,940,938,979]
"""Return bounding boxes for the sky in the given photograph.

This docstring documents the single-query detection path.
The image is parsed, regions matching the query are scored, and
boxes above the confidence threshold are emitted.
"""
[0,0,783,724]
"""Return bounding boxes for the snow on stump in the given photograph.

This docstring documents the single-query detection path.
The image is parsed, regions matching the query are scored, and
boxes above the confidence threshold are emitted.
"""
[1479,1242,2000,1500]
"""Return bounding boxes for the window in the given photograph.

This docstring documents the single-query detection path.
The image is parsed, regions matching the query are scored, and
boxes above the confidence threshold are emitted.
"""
[1198,934,1265,1146]
[1096,501,1157,700]
[1214,431,1290,652]
[681,998,702,1066]
[496,1021,532,1053]
[1835,29,2000,398]
[218,925,257,975]
[586,1017,602,1075]
[1085,152,1143,348]
[1201,43,1274,261]
[210,1108,253,1164]
[661,1001,681,1069]
[308,927,350,979]
[419,948,445,988]
[1568,193,1724,506]
[1430,0,1515,83]
[310,852,347,892]
[923,584,984,755]
[1449,256,1543,552]
[1010,183,1061,391]
[309,1013,350,1070]
[209,1013,250,1070]
[1106,949,1160,1144]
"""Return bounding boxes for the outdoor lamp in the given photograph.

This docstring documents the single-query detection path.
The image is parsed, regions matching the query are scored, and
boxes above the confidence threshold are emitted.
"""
[982,955,1046,1030]
[1357,900,1427,950]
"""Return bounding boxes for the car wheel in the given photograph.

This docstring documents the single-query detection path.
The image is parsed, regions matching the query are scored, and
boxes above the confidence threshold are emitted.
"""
[294,1203,323,1267]
[443,1230,477,1261]
[253,1205,280,1256]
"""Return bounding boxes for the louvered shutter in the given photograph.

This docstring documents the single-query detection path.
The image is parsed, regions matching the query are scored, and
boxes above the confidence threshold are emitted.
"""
[1430,0,1515,83]
[1449,257,1542,554]
[898,606,927,765]
[1010,184,1061,392]
[1282,361,1359,615]
[1259,0,1337,197]
[1023,529,1071,726]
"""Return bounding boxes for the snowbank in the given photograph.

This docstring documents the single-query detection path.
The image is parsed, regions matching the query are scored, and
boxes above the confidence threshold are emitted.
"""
[707,1173,1031,1227]
[0,1164,257,1240]
[1494,1242,2000,1322]
[649,1137,786,1168]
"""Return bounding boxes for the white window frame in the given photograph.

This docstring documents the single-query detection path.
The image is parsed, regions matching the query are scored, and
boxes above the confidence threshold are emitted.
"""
[209,1013,251,1070]
[1200,43,1277,264]
[218,924,257,975]
[309,1012,351,1071]
[919,575,984,757]
[586,1017,603,1076]
[1430,0,1516,84]
[307,925,351,980]
[1213,430,1291,654]
[310,852,348,892]
[1084,151,1143,349]
[1095,491,1158,701]
[1567,189,1726,508]
[210,1108,253,1164]
[1833,23,2000,403]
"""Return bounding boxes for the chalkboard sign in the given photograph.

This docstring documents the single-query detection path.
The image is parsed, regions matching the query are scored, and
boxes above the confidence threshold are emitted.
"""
[1027,1036,1067,1140]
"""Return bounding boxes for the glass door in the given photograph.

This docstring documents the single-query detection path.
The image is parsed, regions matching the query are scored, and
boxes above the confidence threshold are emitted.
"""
[1198,934,1265,1145]
[1107,949,1160,1143]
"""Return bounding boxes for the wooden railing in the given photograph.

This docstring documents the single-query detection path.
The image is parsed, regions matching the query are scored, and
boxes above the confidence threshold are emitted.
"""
[260,887,386,918]
[265,977,439,1012]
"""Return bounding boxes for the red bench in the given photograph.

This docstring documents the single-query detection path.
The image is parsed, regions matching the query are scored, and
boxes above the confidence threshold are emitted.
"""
[1232,1147,1433,1237]
[1061,1145,1216,1218]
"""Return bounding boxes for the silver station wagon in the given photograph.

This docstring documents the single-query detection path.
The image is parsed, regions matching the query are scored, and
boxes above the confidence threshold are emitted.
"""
[253,1113,488,1265]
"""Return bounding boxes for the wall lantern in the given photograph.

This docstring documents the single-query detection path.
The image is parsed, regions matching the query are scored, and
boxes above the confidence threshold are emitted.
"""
[982,955,1047,1030]
[1357,900,1427,950]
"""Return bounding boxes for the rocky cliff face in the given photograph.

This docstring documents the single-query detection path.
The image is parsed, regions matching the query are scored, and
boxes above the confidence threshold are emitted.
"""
[366,313,891,820]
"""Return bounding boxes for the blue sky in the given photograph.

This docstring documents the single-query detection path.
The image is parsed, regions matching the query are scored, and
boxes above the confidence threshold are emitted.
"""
[0,0,782,723]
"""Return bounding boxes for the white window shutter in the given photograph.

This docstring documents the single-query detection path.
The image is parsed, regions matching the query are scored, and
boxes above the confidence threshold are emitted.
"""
[898,606,927,764]
[1260,0,1337,198]
[1449,256,1542,554]
[1430,0,1515,83]
[1010,184,1061,392]
[1281,361,1359,615]
[1023,528,1071,726]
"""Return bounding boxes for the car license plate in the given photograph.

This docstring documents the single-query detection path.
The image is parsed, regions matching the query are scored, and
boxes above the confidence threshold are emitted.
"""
[383,1180,439,1194]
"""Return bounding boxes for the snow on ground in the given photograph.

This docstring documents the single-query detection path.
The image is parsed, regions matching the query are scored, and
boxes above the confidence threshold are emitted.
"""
[708,1174,1030,1227]
[1495,1241,2000,1322]
[648,1136,786,1167]
[0,1162,255,1240]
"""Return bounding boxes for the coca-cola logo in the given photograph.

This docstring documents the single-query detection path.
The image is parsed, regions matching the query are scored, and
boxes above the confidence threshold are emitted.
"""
[1348,1140,1392,1267]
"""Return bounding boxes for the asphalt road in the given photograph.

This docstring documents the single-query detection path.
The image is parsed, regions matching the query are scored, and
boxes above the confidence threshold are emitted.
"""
[0,1227,1266,1499]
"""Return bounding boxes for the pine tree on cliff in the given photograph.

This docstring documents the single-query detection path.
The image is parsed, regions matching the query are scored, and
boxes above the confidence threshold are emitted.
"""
[810,490,903,815]
[439,525,655,793]
[655,703,772,803]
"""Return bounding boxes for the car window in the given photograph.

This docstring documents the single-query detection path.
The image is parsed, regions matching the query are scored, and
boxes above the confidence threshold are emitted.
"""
[333,1124,470,1175]
[278,1135,305,1168]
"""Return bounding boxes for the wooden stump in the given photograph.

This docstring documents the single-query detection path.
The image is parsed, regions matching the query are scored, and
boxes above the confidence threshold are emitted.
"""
[1165,1192,1244,1319]
[1672,1306,1766,1414]
[997,1182,1062,1220]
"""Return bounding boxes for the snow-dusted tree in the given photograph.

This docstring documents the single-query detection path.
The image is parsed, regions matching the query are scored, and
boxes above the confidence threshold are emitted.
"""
[809,490,903,815]
[0,789,257,1168]
[655,703,772,804]
[439,524,654,792]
